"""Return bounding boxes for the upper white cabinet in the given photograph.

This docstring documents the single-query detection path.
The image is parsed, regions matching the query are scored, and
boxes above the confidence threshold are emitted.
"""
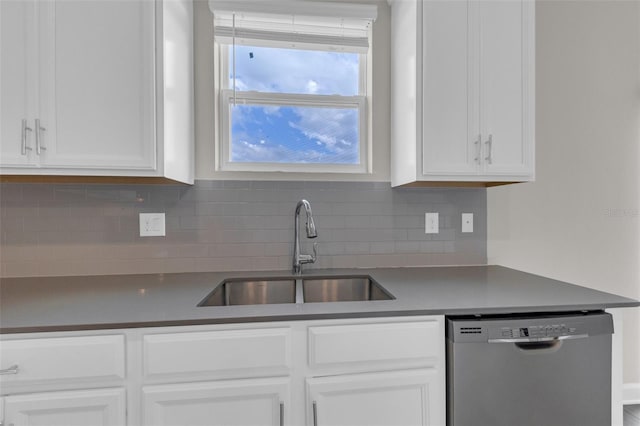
[0,0,194,183]
[390,0,534,187]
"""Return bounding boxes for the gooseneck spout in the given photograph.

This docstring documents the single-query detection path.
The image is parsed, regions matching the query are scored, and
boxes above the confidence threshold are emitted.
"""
[293,199,318,274]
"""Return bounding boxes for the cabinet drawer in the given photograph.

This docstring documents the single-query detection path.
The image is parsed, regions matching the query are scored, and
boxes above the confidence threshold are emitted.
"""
[0,335,125,385]
[143,328,292,380]
[308,320,443,370]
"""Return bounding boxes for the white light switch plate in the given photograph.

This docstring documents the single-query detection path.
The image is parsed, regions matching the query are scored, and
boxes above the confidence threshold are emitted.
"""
[139,213,166,237]
[462,213,473,233]
[425,213,439,234]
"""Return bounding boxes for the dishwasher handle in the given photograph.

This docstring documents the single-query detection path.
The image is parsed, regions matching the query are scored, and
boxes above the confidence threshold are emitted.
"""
[487,334,589,344]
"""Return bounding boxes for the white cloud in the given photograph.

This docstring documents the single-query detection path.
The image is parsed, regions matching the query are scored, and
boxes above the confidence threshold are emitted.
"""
[306,80,319,94]
[288,107,358,161]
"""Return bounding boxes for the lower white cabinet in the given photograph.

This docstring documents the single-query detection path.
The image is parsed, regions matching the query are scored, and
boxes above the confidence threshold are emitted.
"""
[3,388,126,426]
[307,369,443,426]
[143,377,290,426]
[0,316,445,426]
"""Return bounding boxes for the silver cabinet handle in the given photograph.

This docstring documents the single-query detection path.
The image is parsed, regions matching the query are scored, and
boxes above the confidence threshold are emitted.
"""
[21,119,33,155]
[0,364,19,375]
[312,401,318,426]
[484,134,493,164]
[474,134,481,163]
[279,402,284,426]
[35,118,46,155]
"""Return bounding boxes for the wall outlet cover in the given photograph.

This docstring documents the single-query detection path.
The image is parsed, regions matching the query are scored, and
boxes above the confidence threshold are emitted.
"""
[140,213,166,237]
[462,213,473,233]
[425,213,439,234]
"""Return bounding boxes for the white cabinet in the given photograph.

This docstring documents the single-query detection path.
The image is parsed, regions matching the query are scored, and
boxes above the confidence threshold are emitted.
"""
[143,378,290,426]
[307,369,443,426]
[305,317,445,426]
[390,0,534,187]
[0,0,36,167]
[143,327,292,381]
[0,316,445,426]
[140,317,445,426]
[0,334,127,426]
[0,334,125,386]
[140,325,294,426]
[0,0,194,183]
[3,388,126,426]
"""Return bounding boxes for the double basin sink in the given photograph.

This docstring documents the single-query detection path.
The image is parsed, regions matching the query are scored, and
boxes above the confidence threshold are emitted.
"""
[198,275,394,307]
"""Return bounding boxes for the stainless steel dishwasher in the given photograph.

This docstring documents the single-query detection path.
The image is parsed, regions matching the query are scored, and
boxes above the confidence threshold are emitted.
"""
[446,311,613,426]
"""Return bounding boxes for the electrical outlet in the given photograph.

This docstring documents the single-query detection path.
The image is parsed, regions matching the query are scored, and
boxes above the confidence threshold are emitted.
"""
[425,213,439,234]
[139,213,166,237]
[462,213,473,233]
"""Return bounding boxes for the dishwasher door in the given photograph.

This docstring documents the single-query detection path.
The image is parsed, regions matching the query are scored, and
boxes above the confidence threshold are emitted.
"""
[446,312,613,426]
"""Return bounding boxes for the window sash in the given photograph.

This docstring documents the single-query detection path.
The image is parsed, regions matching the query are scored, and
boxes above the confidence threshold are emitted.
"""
[219,89,368,173]
[220,45,367,96]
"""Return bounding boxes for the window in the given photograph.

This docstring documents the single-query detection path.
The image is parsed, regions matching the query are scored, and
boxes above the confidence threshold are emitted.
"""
[210,0,377,173]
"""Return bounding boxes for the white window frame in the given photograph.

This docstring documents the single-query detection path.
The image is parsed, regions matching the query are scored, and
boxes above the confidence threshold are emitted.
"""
[215,42,371,174]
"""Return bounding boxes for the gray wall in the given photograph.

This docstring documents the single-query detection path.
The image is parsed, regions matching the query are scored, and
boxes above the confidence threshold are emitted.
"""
[488,0,640,385]
[0,181,486,277]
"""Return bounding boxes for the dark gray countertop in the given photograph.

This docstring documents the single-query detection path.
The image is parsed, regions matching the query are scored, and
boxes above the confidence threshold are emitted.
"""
[1,265,638,333]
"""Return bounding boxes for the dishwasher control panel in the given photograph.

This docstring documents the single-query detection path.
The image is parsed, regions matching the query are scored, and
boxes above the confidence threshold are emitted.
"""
[499,323,578,339]
[446,311,613,343]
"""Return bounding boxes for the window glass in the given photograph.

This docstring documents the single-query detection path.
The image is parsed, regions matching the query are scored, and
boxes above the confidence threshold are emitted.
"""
[229,45,359,96]
[230,104,359,164]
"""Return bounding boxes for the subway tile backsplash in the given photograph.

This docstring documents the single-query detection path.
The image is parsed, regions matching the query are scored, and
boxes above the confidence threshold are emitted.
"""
[0,180,486,277]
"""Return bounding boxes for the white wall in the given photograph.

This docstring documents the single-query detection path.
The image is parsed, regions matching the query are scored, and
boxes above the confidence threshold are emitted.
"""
[192,0,392,181]
[488,0,640,384]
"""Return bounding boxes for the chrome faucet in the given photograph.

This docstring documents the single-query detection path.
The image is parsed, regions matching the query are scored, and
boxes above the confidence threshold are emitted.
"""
[293,199,318,274]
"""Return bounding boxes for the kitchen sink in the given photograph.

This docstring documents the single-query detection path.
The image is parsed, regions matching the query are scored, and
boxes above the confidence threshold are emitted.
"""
[198,275,394,307]
[302,276,394,303]
[197,278,297,306]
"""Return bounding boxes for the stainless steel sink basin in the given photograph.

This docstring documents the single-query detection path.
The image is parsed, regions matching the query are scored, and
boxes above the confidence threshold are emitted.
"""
[198,275,394,306]
[302,276,394,303]
[198,278,296,306]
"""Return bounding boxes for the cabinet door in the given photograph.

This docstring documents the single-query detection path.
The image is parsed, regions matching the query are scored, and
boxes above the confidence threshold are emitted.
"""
[0,0,37,167]
[307,369,445,426]
[143,377,290,426]
[37,0,156,170]
[3,388,125,426]
[422,0,479,177]
[479,0,534,176]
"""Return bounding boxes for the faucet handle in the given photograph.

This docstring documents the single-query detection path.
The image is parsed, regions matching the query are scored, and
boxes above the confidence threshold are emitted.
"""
[299,243,318,265]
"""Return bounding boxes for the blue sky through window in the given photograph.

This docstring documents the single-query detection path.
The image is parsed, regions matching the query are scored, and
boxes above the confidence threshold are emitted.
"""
[229,46,361,165]
[231,105,359,164]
